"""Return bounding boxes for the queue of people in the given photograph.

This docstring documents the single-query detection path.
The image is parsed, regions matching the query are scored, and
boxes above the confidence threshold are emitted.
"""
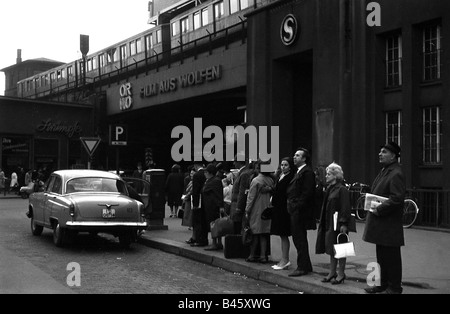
[166,141,405,294]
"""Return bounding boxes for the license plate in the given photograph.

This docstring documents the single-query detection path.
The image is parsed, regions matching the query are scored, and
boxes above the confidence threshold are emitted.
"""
[102,209,116,219]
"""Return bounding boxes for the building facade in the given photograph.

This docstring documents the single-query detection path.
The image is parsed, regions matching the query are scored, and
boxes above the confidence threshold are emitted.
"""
[6,0,450,226]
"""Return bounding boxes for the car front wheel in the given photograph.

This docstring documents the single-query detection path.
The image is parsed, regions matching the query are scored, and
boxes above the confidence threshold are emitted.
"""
[31,217,44,236]
[53,223,66,247]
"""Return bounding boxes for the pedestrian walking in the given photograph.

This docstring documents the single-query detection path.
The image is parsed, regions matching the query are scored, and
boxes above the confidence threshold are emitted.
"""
[202,164,224,251]
[270,157,295,270]
[315,163,352,285]
[363,142,406,294]
[244,161,274,263]
[165,164,185,218]
[286,148,317,277]
[10,170,18,193]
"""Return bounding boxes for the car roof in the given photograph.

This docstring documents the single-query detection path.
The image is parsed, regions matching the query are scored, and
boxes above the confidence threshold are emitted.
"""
[53,170,122,182]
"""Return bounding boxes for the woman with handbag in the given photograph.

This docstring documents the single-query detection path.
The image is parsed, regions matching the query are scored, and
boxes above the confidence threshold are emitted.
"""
[315,163,352,285]
[244,160,274,263]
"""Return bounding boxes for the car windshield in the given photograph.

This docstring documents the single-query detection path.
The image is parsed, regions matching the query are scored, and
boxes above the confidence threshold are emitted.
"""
[66,177,127,194]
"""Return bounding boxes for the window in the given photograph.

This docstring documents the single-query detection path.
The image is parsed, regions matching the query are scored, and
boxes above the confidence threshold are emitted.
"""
[136,38,142,54]
[214,1,224,19]
[194,11,201,30]
[156,29,162,44]
[50,72,55,82]
[230,0,239,14]
[240,0,249,10]
[120,44,127,61]
[145,34,153,52]
[98,54,105,68]
[386,35,402,87]
[202,8,209,26]
[67,66,73,77]
[423,106,442,164]
[181,16,190,34]
[51,176,62,194]
[107,48,117,63]
[172,22,179,36]
[386,111,402,146]
[423,24,442,81]
[130,41,137,56]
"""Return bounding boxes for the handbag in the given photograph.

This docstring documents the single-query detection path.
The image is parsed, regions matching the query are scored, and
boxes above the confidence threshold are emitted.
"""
[210,215,234,238]
[261,205,274,220]
[333,233,356,259]
[242,226,253,246]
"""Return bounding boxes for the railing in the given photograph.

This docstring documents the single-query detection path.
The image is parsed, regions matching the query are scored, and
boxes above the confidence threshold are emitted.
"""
[406,189,450,228]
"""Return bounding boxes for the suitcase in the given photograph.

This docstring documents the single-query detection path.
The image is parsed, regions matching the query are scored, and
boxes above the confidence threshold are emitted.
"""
[223,234,250,259]
[223,234,271,259]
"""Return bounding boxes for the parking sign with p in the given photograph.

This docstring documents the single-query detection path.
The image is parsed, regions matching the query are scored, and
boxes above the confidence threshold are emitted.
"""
[110,125,128,146]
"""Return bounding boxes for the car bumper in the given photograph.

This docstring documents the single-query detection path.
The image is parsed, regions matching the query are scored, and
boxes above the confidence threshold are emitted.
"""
[66,221,148,230]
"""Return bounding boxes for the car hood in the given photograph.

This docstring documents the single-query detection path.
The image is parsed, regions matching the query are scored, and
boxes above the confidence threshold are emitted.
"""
[69,193,141,219]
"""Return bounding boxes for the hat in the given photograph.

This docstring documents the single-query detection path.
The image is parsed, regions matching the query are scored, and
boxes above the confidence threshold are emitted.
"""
[382,142,401,158]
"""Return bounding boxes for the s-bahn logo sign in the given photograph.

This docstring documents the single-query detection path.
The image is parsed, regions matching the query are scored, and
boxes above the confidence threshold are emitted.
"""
[281,14,299,46]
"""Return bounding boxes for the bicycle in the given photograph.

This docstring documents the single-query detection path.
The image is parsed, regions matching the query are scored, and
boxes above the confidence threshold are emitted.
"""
[347,182,371,221]
[353,193,419,228]
[402,198,419,228]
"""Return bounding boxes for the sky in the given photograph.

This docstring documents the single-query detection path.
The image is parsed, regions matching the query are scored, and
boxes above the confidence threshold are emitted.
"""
[0,0,152,95]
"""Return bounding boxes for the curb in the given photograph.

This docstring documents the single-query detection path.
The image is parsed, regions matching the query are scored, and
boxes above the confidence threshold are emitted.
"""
[138,236,364,294]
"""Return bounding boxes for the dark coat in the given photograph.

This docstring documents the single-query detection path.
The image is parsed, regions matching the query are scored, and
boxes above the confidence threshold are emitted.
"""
[165,172,185,206]
[271,171,295,236]
[315,182,351,255]
[201,176,224,225]
[286,165,317,230]
[230,166,254,223]
[191,169,206,208]
[363,162,406,247]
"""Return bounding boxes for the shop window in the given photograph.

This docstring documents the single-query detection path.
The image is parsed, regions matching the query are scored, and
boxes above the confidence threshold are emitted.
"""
[386,34,402,87]
[423,24,442,81]
[423,106,442,165]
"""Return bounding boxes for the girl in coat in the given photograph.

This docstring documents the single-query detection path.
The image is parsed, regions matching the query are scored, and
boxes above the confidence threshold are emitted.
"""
[315,163,351,284]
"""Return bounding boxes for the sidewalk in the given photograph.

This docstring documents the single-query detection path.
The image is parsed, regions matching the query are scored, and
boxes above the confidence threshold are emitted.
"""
[139,206,450,294]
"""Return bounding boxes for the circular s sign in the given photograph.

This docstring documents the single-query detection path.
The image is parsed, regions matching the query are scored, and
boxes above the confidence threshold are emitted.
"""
[280,14,299,46]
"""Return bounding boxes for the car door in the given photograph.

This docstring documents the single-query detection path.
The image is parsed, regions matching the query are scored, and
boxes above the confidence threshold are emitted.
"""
[43,175,57,227]
[122,177,152,215]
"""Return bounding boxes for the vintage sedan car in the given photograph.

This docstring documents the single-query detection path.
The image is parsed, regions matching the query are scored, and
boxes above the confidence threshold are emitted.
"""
[26,170,150,248]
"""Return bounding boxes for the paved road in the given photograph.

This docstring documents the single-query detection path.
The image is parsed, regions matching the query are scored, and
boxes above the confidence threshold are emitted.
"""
[0,198,299,295]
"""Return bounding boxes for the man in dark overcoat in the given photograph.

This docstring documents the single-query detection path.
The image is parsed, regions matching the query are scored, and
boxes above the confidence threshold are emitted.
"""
[363,142,406,294]
[191,162,207,246]
[230,155,254,234]
[287,148,317,277]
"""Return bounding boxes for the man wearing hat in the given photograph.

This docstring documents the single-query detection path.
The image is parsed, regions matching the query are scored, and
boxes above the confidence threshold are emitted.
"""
[363,142,406,294]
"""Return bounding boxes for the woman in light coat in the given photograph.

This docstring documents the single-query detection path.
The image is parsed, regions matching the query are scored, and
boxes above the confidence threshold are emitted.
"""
[244,161,274,263]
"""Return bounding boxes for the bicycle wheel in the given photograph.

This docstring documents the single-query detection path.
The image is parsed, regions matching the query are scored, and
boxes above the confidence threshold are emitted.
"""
[402,199,419,228]
[355,195,367,221]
